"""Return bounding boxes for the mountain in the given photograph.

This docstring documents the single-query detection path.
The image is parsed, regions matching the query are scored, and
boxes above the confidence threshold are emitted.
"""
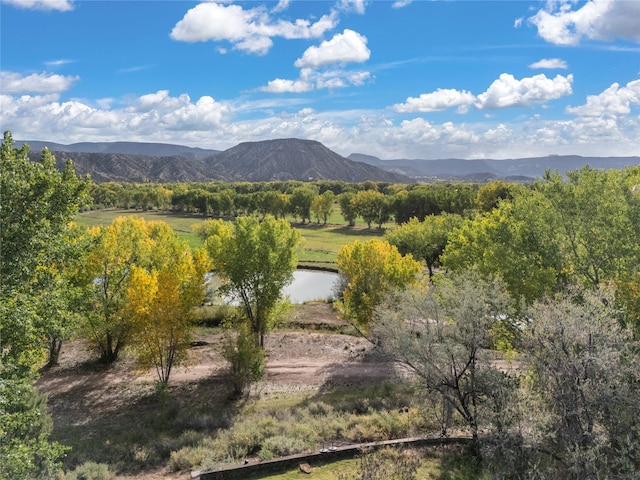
[18,140,219,160]
[349,154,640,181]
[204,138,409,183]
[23,138,410,184]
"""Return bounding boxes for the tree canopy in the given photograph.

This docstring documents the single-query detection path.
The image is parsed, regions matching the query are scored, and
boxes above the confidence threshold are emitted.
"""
[203,215,302,347]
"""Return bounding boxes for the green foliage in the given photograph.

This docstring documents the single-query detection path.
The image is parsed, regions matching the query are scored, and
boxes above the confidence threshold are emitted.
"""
[386,213,463,279]
[63,462,115,480]
[221,325,266,396]
[204,215,301,347]
[1,131,89,478]
[337,447,420,480]
[442,188,564,304]
[0,379,69,480]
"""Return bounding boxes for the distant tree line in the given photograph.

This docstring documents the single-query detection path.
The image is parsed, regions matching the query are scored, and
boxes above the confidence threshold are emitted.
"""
[88,178,505,227]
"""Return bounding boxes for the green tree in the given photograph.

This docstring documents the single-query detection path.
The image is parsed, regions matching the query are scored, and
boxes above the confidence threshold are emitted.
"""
[386,213,463,279]
[536,167,640,290]
[475,180,515,213]
[338,191,357,226]
[1,131,87,478]
[336,239,422,335]
[352,189,389,228]
[204,215,301,347]
[442,188,563,304]
[126,223,209,387]
[289,186,317,223]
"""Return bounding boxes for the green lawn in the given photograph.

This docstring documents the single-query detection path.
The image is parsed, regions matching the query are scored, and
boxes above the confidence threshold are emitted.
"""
[76,209,391,269]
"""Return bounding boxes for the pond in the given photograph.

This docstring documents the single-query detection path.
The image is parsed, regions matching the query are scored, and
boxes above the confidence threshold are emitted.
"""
[206,269,341,305]
[283,269,340,304]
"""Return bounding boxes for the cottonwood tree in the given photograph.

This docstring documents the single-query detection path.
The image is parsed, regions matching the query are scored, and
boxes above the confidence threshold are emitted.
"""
[442,188,564,304]
[372,271,517,456]
[386,213,463,280]
[82,216,156,362]
[338,191,357,226]
[126,223,209,387]
[311,189,334,224]
[1,131,88,478]
[336,239,422,336]
[204,215,301,347]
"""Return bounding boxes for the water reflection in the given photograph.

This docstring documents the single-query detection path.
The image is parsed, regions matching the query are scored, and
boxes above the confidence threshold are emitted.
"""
[283,269,339,304]
[206,269,340,305]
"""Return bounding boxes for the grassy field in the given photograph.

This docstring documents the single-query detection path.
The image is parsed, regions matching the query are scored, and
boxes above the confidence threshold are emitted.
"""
[76,209,390,269]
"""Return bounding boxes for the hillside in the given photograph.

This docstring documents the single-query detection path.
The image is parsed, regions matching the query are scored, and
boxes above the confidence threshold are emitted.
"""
[349,153,640,181]
[24,138,409,184]
[204,138,409,183]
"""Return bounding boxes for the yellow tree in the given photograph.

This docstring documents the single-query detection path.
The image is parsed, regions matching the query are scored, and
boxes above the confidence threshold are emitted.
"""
[126,223,209,387]
[83,216,155,362]
[336,239,422,336]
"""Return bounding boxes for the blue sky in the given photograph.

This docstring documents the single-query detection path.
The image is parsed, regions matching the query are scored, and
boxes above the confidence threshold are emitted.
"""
[1,0,639,160]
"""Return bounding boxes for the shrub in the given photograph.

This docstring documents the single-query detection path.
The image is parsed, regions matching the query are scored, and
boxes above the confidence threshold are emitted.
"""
[63,462,114,480]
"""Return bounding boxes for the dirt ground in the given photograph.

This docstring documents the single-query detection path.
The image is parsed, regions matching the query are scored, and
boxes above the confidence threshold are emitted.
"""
[35,303,405,479]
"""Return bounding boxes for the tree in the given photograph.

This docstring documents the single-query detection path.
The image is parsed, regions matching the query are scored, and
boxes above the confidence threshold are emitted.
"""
[311,190,334,224]
[204,215,301,347]
[126,223,209,387]
[535,167,640,290]
[475,180,515,213]
[335,239,422,335]
[372,271,517,456]
[1,131,87,478]
[82,216,156,362]
[442,188,564,304]
[386,213,463,279]
[351,189,389,228]
[521,288,640,478]
[289,186,317,223]
[338,191,357,226]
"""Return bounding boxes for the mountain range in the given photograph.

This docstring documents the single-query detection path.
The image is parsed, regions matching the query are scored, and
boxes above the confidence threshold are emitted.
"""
[19,138,640,184]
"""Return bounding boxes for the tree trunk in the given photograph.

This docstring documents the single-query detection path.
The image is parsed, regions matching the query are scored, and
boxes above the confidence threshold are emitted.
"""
[46,337,63,367]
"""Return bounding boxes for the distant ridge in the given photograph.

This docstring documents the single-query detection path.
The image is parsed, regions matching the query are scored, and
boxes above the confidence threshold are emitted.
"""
[22,138,409,184]
[348,153,640,181]
[18,140,218,160]
[19,138,639,183]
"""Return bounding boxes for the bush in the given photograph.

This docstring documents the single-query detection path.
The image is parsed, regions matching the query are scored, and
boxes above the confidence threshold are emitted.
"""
[221,326,265,396]
[63,462,114,480]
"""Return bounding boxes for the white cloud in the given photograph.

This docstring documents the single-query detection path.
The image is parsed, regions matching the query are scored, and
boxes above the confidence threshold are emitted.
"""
[566,79,640,117]
[393,88,475,113]
[529,0,640,46]
[392,0,413,8]
[2,0,73,11]
[514,17,523,28]
[475,73,573,109]
[170,2,337,55]
[0,71,79,94]
[529,58,568,69]
[295,29,370,68]
[260,68,370,93]
[45,59,74,67]
[260,78,313,93]
[336,0,368,14]
[1,89,638,160]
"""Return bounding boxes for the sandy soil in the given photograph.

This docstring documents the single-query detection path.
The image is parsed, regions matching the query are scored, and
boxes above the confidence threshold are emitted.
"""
[35,303,405,479]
